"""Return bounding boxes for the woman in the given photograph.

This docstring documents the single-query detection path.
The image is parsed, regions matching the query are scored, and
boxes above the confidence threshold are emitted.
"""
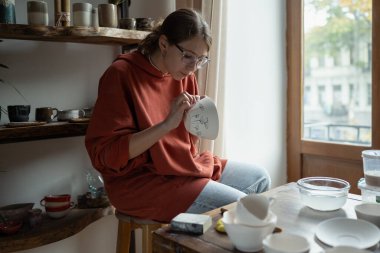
[85,8,270,223]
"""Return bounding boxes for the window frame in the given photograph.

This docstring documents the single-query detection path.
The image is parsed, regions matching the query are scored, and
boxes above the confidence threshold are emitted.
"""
[286,0,380,182]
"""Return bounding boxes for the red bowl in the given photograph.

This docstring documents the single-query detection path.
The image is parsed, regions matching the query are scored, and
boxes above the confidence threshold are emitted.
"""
[0,221,23,235]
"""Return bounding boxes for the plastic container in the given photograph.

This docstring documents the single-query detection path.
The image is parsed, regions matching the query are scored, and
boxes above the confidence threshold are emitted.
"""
[297,177,350,211]
[358,178,380,203]
[362,150,380,187]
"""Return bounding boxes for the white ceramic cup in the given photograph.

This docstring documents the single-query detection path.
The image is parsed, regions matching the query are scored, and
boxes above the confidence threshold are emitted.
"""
[184,96,219,140]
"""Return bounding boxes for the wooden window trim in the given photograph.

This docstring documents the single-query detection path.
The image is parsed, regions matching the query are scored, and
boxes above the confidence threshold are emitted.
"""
[286,0,380,182]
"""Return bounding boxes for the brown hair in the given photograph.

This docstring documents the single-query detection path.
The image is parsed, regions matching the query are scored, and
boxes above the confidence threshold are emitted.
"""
[138,9,212,55]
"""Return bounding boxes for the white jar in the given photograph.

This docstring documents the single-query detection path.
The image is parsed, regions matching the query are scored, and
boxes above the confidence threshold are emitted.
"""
[27,1,48,26]
[73,3,92,27]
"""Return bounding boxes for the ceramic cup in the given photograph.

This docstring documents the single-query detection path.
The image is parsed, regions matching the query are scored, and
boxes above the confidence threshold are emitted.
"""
[40,194,74,218]
[56,109,85,121]
[184,96,219,140]
[73,2,92,27]
[98,4,117,28]
[119,18,136,30]
[135,17,153,31]
[27,0,48,26]
[7,105,31,122]
[0,0,16,24]
[35,107,58,122]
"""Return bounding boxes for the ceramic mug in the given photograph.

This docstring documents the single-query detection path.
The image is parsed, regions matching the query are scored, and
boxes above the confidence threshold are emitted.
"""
[35,107,58,122]
[40,194,74,219]
[7,105,31,122]
[56,109,85,121]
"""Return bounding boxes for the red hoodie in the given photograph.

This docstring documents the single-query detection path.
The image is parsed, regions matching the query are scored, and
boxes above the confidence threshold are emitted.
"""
[85,51,226,222]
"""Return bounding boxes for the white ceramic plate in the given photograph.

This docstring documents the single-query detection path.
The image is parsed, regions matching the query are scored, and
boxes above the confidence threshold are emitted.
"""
[325,246,372,253]
[315,217,380,249]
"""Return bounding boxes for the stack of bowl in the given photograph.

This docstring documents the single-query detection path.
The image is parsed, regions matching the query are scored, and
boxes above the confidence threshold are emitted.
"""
[40,194,73,219]
[222,194,277,252]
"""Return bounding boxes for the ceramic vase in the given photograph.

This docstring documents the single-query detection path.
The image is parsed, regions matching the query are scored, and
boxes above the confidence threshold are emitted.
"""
[0,0,16,24]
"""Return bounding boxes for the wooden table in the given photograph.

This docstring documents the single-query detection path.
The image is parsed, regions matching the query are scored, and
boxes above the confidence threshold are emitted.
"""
[153,182,380,253]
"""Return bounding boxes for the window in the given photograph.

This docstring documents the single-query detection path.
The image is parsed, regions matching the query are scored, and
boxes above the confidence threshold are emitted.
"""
[303,0,372,145]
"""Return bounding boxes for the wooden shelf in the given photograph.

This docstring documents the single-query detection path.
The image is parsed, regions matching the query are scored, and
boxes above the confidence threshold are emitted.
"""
[0,207,114,253]
[0,24,149,45]
[0,122,89,144]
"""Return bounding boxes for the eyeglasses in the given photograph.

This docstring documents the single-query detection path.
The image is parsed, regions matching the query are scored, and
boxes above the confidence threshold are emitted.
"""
[174,44,210,69]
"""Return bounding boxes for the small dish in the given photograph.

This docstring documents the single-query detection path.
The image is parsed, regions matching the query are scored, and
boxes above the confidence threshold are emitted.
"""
[355,203,380,227]
[263,233,310,253]
[315,217,380,249]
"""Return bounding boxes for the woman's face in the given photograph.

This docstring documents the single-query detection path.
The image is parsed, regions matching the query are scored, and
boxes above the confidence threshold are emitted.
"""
[160,35,209,80]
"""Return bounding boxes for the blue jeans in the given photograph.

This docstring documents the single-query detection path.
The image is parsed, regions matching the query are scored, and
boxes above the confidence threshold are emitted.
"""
[186,160,271,214]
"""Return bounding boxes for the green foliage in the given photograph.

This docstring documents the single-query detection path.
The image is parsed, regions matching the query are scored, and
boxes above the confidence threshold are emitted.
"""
[305,0,371,68]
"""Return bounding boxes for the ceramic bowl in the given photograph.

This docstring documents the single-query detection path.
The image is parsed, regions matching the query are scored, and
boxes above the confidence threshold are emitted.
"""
[184,96,219,140]
[262,233,310,253]
[325,246,372,253]
[0,220,23,235]
[0,203,34,222]
[355,203,380,227]
[222,207,277,252]
[46,205,72,219]
[297,177,350,211]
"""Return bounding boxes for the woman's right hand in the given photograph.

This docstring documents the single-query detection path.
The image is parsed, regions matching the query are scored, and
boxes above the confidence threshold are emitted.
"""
[163,92,198,131]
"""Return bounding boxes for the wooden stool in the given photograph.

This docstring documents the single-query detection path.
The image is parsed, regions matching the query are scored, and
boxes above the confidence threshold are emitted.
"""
[115,211,163,253]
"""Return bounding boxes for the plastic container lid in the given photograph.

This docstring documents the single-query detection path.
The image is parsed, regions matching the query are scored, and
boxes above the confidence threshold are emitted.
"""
[362,150,380,159]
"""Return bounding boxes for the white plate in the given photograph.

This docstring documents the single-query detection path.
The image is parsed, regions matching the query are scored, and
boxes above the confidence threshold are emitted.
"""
[315,217,380,249]
[325,246,372,253]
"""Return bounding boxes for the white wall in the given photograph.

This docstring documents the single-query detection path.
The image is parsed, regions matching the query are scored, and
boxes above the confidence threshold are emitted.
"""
[224,0,287,187]
[0,1,174,253]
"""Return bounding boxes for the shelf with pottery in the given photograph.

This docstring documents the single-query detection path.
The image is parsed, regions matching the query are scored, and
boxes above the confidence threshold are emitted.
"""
[0,22,150,144]
[0,121,90,144]
[0,206,114,253]
[0,24,149,45]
